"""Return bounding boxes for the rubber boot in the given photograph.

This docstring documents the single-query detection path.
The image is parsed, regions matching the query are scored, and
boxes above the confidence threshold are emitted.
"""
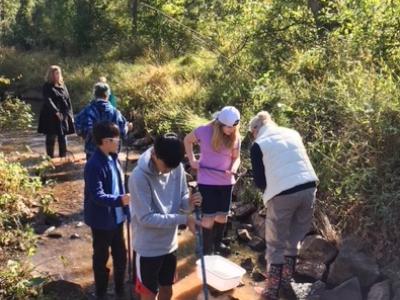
[213,222,231,256]
[202,228,214,255]
[279,256,297,299]
[262,264,283,300]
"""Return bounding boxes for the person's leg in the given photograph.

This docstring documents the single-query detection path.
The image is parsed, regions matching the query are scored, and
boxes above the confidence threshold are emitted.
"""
[158,252,177,300]
[213,185,233,256]
[57,133,67,157]
[198,185,217,255]
[111,223,127,297]
[280,188,316,295]
[262,195,298,300]
[45,134,56,158]
[92,228,112,298]
[284,188,316,257]
[135,253,162,300]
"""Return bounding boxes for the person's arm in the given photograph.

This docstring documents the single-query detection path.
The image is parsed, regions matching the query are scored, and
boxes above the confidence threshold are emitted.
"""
[129,172,188,228]
[230,145,241,174]
[85,162,124,207]
[43,84,59,114]
[184,131,199,170]
[179,164,191,212]
[117,111,128,139]
[250,142,267,191]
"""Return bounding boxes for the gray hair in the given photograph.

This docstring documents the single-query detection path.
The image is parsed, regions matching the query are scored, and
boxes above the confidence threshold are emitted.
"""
[248,111,274,132]
[93,82,110,99]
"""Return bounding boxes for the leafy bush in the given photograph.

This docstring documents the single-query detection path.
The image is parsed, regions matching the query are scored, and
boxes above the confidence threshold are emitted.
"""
[0,97,33,131]
[0,153,48,298]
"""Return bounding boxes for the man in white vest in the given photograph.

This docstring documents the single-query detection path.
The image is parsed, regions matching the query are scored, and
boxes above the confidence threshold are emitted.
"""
[249,111,318,300]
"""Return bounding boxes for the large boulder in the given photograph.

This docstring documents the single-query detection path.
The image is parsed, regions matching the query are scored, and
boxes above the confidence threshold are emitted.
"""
[43,280,86,299]
[327,240,380,289]
[250,211,265,239]
[296,259,327,281]
[318,277,362,300]
[299,235,338,264]
[233,203,257,220]
[367,280,390,300]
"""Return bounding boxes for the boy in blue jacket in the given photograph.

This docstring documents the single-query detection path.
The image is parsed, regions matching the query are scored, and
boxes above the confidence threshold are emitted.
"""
[84,121,130,299]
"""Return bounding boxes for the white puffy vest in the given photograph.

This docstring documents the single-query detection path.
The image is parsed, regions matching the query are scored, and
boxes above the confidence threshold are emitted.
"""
[255,124,318,204]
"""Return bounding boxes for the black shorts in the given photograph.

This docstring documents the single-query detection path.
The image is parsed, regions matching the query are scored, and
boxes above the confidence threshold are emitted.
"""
[198,184,233,217]
[134,251,177,296]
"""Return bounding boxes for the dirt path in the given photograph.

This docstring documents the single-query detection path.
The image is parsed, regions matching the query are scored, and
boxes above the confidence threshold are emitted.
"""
[1,125,261,300]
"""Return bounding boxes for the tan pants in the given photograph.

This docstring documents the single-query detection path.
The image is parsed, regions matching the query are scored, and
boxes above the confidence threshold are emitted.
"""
[265,187,316,266]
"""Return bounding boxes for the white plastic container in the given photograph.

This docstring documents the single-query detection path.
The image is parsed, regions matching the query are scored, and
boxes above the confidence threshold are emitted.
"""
[196,255,246,292]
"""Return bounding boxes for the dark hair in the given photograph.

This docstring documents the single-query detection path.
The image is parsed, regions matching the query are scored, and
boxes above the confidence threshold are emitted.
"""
[94,82,110,99]
[93,121,120,145]
[154,133,184,168]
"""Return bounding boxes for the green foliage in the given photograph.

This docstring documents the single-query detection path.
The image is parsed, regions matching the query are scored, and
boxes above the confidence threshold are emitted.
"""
[0,153,51,298]
[0,260,45,299]
[0,97,34,131]
[1,0,400,261]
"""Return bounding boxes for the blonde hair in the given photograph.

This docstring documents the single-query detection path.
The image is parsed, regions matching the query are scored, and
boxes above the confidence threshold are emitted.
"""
[248,111,275,132]
[211,120,240,152]
[45,65,64,85]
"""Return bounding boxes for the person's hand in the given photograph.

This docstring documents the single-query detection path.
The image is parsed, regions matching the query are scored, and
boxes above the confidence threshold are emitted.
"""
[189,192,202,209]
[186,215,202,234]
[56,112,63,120]
[128,122,133,132]
[121,193,130,206]
[190,160,200,170]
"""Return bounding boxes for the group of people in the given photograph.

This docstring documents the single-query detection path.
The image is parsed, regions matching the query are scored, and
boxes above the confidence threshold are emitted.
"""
[37,65,318,300]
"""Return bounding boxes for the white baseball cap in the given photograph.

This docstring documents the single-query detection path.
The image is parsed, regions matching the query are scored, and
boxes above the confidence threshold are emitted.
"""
[216,106,240,127]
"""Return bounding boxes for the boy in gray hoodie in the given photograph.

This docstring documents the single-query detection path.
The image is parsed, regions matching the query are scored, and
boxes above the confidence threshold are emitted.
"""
[129,133,202,300]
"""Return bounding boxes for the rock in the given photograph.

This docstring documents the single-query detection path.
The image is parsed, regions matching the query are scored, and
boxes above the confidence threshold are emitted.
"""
[44,226,56,235]
[70,233,80,239]
[251,270,266,282]
[299,235,338,264]
[34,224,52,235]
[319,277,362,300]
[237,229,252,242]
[257,254,267,269]
[250,211,265,240]
[248,236,266,252]
[290,282,313,300]
[240,258,254,272]
[47,231,63,239]
[327,242,380,289]
[308,280,327,298]
[393,288,400,300]
[43,280,86,299]
[44,213,62,227]
[75,221,84,228]
[239,223,253,231]
[367,280,390,300]
[296,259,327,281]
[233,203,257,220]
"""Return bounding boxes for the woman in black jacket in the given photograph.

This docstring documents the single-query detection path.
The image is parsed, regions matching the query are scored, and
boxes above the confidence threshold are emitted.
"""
[38,65,75,158]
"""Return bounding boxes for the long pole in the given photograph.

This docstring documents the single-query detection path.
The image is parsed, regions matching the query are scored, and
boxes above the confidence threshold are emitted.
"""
[191,184,209,300]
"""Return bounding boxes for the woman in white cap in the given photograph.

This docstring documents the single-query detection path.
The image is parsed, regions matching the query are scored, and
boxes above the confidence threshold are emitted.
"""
[184,106,241,256]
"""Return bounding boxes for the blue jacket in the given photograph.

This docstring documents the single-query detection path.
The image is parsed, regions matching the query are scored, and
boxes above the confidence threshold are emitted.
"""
[84,149,127,230]
[75,99,128,156]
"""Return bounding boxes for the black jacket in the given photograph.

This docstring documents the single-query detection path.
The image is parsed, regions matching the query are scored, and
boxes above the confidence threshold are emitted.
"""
[38,82,75,135]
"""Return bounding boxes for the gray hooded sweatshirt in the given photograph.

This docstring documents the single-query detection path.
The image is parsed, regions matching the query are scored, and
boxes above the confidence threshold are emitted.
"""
[129,148,190,257]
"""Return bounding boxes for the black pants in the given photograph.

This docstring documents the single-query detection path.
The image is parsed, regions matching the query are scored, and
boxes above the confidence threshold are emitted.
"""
[45,134,67,158]
[91,224,127,297]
